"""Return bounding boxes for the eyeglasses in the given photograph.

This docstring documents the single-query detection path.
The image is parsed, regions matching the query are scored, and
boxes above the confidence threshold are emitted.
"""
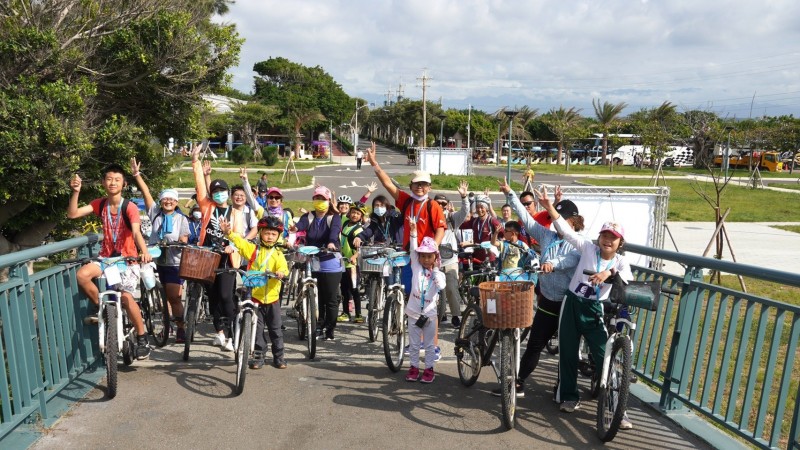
[521,201,534,207]
[411,182,431,189]
[268,196,282,200]
[436,202,448,207]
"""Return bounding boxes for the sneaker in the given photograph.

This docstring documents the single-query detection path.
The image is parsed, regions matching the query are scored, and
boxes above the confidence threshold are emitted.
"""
[490,382,525,398]
[315,327,323,337]
[336,313,350,322]
[420,367,436,383]
[353,315,365,323]
[249,356,265,370]
[135,336,151,360]
[560,400,581,413]
[405,366,420,382]
[434,346,442,362]
[403,345,409,356]
[274,359,287,369]
[324,332,335,341]
[175,328,186,344]
[212,333,226,347]
[223,338,234,352]
[84,304,100,324]
[620,412,633,430]
[451,315,461,328]
[440,314,447,323]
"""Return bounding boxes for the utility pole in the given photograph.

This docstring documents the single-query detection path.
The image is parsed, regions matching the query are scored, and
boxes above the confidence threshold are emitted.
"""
[418,69,430,148]
[467,104,471,150]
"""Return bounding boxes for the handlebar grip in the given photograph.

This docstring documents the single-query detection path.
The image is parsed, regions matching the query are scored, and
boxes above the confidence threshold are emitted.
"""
[583,269,597,275]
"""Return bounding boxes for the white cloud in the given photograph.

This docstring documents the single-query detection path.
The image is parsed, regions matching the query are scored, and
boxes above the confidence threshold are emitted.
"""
[219,0,800,117]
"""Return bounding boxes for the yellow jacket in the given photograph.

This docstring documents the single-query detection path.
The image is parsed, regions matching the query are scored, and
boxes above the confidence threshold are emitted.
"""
[227,232,288,304]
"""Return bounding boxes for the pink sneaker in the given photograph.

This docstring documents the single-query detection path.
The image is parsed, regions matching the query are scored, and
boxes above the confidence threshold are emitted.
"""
[420,367,435,383]
[405,366,420,382]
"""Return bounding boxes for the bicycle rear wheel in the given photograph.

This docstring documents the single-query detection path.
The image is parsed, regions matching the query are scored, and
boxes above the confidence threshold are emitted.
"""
[148,282,169,347]
[183,283,201,361]
[382,290,405,372]
[304,285,317,359]
[455,304,483,386]
[234,310,252,395]
[596,336,631,442]
[104,305,118,399]
[500,330,517,430]
[366,278,383,342]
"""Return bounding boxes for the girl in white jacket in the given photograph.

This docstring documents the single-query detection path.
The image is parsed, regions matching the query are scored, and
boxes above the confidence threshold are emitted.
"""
[405,224,446,383]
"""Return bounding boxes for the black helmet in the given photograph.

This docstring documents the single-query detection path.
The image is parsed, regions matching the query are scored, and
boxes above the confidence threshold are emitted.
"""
[257,216,284,234]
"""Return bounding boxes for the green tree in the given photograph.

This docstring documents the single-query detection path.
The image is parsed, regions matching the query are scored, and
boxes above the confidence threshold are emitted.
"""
[0,0,241,254]
[592,99,628,167]
[542,106,584,167]
[227,102,280,147]
[252,57,351,157]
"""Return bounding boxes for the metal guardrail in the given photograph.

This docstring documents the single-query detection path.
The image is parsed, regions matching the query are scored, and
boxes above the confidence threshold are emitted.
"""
[625,242,800,450]
[0,235,100,445]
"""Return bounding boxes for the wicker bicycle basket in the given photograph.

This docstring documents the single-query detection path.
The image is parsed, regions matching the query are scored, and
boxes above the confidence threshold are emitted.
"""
[179,247,221,284]
[478,281,535,329]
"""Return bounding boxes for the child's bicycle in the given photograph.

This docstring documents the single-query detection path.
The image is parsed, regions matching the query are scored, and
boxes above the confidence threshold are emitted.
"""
[363,246,410,372]
[213,267,281,395]
[61,248,161,399]
[292,246,339,360]
[359,243,404,343]
[454,280,536,430]
[582,269,680,442]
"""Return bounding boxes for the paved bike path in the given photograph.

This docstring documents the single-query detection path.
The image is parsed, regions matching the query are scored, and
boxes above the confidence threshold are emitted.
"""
[32,313,713,450]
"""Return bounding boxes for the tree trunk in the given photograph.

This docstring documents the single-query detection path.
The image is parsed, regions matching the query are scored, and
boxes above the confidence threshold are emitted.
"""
[293,121,302,158]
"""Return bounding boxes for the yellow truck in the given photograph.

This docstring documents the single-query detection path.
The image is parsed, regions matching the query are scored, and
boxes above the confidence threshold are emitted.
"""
[713,151,783,172]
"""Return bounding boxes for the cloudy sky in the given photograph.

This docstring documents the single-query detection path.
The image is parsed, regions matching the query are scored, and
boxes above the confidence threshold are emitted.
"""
[219,0,800,118]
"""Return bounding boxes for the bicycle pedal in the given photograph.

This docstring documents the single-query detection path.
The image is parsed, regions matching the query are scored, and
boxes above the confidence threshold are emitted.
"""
[84,316,99,325]
[630,375,638,384]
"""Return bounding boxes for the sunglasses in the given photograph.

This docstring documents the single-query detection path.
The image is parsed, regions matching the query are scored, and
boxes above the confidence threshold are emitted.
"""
[437,202,448,207]
[268,196,282,200]
[521,201,534,207]
[411,182,431,188]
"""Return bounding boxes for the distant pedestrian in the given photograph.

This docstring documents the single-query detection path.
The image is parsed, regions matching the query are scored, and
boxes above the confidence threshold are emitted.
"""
[356,148,364,170]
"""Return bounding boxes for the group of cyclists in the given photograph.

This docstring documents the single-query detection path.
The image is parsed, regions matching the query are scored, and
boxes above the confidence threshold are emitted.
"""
[69,141,634,429]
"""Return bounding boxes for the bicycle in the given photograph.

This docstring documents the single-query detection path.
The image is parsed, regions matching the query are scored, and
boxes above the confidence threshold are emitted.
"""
[213,267,281,395]
[292,246,338,360]
[359,243,404,343]
[580,269,679,442]
[61,248,160,399]
[363,246,410,371]
[454,280,535,430]
[457,242,499,305]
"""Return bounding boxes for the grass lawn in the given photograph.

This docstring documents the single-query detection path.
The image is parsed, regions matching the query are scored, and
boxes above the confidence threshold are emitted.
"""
[172,158,333,171]
[769,183,800,190]
[394,174,524,193]
[581,177,800,222]
[164,171,313,189]
[772,225,800,234]
[510,163,694,176]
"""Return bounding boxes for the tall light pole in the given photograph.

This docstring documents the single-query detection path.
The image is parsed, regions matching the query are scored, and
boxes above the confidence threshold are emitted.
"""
[504,110,518,182]
[438,112,446,174]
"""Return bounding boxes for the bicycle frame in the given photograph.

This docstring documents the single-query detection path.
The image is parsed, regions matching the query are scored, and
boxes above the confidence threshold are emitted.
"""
[598,312,636,390]
[97,287,128,353]
[232,297,259,354]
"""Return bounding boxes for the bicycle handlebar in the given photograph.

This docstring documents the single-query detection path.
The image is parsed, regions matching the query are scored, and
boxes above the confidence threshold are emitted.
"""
[60,255,142,265]
[583,269,681,296]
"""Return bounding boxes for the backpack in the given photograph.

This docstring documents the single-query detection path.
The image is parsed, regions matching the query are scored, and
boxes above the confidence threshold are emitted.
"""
[340,222,363,255]
[305,212,334,231]
[99,198,133,231]
[401,197,434,224]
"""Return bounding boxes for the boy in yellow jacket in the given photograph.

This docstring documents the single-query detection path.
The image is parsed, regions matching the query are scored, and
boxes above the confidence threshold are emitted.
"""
[220,216,289,369]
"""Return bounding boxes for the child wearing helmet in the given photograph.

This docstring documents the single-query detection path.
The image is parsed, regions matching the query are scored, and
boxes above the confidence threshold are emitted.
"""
[337,203,371,323]
[404,222,446,384]
[219,215,289,369]
[336,194,352,218]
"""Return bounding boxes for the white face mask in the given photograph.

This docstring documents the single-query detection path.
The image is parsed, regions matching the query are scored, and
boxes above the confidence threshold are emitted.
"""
[192,211,202,220]
[374,206,386,217]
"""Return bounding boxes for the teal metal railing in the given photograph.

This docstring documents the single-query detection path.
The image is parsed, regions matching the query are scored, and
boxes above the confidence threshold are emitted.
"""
[625,243,800,450]
[0,235,100,445]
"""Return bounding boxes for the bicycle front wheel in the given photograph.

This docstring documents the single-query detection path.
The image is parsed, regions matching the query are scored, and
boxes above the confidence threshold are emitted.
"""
[304,285,317,359]
[499,330,517,430]
[234,310,252,396]
[596,336,631,443]
[455,303,483,386]
[366,277,383,342]
[148,282,169,347]
[382,290,405,372]
[183,283,201,361]
[104,305,119,399]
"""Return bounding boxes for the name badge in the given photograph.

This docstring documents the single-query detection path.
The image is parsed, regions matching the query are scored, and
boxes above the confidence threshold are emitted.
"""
[486,298,497,314]
[104,264,122,286]
[383,264,390,277]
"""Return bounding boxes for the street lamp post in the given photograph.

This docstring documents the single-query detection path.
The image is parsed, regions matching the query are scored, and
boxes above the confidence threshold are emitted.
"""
[504,110,518,182]
[438,113,446,174]
[329,121,333,163]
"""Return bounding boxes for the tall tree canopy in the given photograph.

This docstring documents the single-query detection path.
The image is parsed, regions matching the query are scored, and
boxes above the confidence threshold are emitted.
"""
[252,57,351,156]
[0,0,242,253]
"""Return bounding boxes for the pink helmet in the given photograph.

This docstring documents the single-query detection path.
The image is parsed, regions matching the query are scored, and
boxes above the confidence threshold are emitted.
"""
[415,237,439,255]
[312,186,331,200]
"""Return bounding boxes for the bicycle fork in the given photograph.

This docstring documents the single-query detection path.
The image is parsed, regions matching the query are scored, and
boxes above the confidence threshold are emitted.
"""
[97,290,124,353]
[233,302,259,353]
[599,319,635,389]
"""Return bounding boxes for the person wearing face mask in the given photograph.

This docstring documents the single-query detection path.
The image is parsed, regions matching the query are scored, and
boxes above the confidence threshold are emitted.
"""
[191,145,238,351]
[366,195,402,244]
[459,194,502,263]
[434,181,471,328]
[188,206,202,245]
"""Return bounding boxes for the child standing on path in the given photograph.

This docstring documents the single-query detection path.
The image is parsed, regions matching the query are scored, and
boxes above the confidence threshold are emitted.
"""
[405,223,446,383]
[535,186,633,418]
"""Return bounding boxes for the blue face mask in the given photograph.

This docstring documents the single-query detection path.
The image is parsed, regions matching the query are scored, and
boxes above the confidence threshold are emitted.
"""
[212,191,229,204]
[374,206,386,217]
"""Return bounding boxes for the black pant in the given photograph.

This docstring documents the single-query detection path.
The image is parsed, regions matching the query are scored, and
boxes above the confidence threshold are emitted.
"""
[255,302,284,364]
[518,295,561,382]
[356,158,363,169]
[210,271,236,336]
[313,271,342,335]
[340,267,361,317]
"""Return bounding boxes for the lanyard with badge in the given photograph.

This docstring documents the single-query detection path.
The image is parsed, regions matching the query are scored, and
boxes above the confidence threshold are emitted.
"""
[106,199,123,256]
[104,199,127,284]
[418,269,434,308]
[408,199,428,225]
[252,246,276,273]
[475,216,490,241]
[594,249,616,299]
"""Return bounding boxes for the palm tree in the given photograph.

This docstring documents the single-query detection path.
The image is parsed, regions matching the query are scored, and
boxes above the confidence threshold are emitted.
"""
[592,99,627,166]
[543,106,583,165]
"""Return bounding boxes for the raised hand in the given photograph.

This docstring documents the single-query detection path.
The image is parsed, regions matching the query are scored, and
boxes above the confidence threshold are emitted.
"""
[239,167,248,181]
[130,157,141,177]
[457,180,469,198]
[191,143,202,163]
[408,220,417,235]
[483,187,490,197]
[202,160,212,176]
[218,217,232,235]
[497,177,511,194]
[365,142,377,165]
[366,181,378,193]
[534,186,552,210]
[554,185,563,204]
[70,174,82,192]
